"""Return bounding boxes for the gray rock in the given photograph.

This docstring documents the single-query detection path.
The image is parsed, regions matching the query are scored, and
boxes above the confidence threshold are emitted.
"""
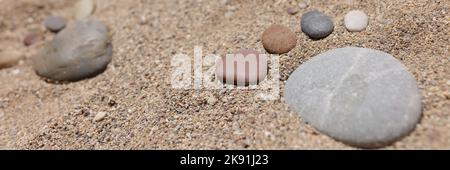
[44,16,66,32]
[285,47,422,148]
[32,20,112,82]
[301,10,334,39]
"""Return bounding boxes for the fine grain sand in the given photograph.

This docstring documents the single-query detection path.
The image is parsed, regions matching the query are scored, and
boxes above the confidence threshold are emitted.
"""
[0,0,449,149]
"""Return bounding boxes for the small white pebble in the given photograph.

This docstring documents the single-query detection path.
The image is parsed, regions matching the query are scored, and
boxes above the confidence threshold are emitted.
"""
[298,2,308,9]
[344,10,369,32]
[446,80,450,85]
[93,112,107,122]
[76,0,96,20]
[139,16,148,25]
[11,69,20,75]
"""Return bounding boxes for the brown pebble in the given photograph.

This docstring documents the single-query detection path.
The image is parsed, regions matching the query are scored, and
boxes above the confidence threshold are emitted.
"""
[24,33,43,46]
[0,51,22,69]
[262,25,297,54]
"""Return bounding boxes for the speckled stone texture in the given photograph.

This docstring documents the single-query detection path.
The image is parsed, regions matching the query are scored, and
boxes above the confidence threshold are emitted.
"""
[285,47,422,148]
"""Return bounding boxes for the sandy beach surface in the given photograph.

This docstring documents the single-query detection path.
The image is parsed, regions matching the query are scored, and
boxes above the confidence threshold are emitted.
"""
[0,0,449,149]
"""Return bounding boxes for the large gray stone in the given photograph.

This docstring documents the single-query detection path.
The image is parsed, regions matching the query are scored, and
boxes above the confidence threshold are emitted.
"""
[32,20,112,82]
[301,10,334,39]
[285,47,422,148]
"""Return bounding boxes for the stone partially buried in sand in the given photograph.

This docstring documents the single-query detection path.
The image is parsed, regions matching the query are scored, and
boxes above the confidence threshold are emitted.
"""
[0,50,22,69]
[301,10,334,39]
[285,47,422,148]
[24,32,43,46]
[262,25,297,54]
[32,20,112,82]
[216,49,267,86]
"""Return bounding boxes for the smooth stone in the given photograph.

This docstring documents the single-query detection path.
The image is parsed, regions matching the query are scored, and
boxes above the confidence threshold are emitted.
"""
[0,51,22,69]
[287,7,299,15]
[298,2,308,9]
[75,0,96,20]
[215,49,267,86]
[301,10,334,39]
[32,20,112,82]
[44,16,66,32]
[24,33,43,46]
[93,112,107,122]
[262,25,297,54]
[285,47,422,148]
[344,10,369,32]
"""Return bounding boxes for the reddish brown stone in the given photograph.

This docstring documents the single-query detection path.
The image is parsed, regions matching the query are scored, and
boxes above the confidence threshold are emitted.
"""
[262,25,297,54]
[24,33,43,46]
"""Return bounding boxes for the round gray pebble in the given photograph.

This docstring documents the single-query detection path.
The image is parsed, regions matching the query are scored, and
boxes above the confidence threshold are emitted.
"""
[44,16,66,32]
[32,20,112,82]
[285,47,422,148]
[301,10,334,39]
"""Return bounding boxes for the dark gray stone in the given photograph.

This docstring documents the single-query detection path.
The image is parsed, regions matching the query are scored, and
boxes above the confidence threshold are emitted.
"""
[300,10,334,39]
[285,47,422,148]
[44,16,66,32]
[32,20,112,82]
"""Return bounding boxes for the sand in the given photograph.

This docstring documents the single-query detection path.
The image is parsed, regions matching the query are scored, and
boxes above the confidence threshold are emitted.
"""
[0,0,449,149]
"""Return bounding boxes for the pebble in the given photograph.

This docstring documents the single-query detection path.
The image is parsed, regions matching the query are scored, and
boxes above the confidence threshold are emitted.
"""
[285,47,422,148]
[24,33,43,46]
[287,7,299,15]
[32,20,112,81]
[44,16,66,32]
[344,10,369,32]
[298,2,308,9]
[93,112,107,122]
[75,0,96,20]
[0,51,22,69]
[301,10,334,39]
[215,49,267,86]
[262,25,297,54]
